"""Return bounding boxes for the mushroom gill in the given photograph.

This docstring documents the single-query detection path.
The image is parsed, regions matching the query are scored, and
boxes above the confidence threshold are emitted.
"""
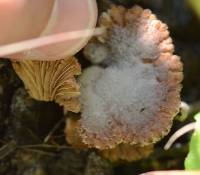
[79,5,183,149]
[65,115,153,162]
[100,144,153,162]
[12,57,81,113]
[65,114,88,149]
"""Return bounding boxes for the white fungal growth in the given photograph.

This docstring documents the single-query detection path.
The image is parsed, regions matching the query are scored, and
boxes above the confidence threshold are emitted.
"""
[80,63,164,130]
[84,42,109,64]
[108,25,160,63]
[79,5,182,149]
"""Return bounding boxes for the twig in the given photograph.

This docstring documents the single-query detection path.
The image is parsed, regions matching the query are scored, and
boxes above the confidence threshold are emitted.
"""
[164,122,196,150]
[21,148,58,157]
[0,140,17,160]
[21,144,71,150]
[44,118,65,143]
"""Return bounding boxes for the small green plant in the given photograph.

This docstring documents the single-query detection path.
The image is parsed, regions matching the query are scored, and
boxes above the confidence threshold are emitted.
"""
[185,112,200,170]
[188,0,200,18]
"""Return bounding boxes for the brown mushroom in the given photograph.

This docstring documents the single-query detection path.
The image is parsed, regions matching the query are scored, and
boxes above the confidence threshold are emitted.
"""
[65,115,153,162]
[79,5,183,149]
[12,57,81,113]
[100,144,153,162]
[65,114,88,149]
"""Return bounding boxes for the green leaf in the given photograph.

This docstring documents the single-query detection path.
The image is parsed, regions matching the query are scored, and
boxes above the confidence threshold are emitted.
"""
[185,113,200,170]
[188,0,200,18]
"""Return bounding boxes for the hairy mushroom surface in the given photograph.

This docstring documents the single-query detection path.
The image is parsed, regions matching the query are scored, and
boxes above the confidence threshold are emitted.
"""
[12,57,81,113]
[79,5,183,149]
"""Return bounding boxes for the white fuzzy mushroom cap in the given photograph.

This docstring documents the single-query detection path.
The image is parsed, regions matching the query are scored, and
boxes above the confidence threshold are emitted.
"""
[79,5,183,149]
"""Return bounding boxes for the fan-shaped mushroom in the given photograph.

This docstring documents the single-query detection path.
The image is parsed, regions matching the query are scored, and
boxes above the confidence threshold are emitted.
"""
[79,5,183,149]
[65,115,153,161]
[13,57,81,113]
[101,144,153,162]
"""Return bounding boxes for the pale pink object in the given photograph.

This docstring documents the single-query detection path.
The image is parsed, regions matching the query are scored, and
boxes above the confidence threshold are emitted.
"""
[141,171,200,175]
[0,0,98,60]
[0,0,53,44]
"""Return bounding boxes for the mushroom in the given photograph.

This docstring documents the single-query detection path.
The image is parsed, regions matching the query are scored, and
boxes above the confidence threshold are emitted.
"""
[65,114,88,149]
[100,144,153,162]
[12,57,81,113]
[79,5,183,149]
[65,115,153,162]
